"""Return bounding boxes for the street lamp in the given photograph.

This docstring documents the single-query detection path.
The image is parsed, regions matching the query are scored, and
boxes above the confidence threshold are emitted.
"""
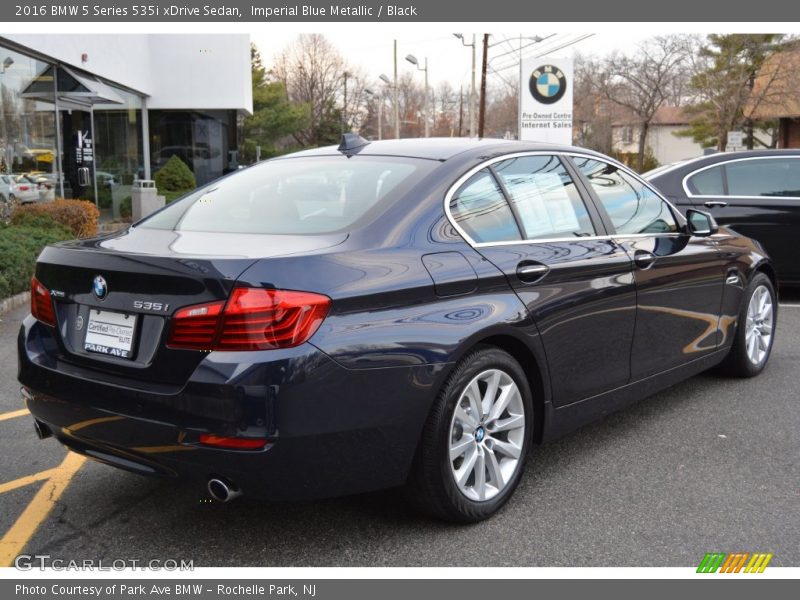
[405,53,430,137]
[454,33,477,137]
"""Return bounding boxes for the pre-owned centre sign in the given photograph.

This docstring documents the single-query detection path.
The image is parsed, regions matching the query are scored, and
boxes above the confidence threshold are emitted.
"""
[519,57,573,144]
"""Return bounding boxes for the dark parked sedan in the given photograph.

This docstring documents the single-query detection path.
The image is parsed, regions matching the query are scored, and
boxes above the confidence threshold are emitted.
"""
[19,137,777,522]
[645,149,800,285]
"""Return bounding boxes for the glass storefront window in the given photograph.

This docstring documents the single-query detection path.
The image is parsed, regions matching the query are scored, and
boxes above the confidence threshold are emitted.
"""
[0,47,56,203]
[93,86,143,216]
[149,110,237,186]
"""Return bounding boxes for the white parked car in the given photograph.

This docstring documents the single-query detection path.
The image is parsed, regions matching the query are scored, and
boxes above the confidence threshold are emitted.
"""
[8,174,43,203]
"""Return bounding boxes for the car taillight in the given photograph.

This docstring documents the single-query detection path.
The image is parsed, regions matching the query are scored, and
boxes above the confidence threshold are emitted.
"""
[31,277,56,326]
[167,288,330,351]
[19,185,30,191]
[198,434,267,450]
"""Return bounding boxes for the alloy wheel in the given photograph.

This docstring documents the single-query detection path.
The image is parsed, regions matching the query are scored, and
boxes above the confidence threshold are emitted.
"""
[745,284,773,366]
[448,368,526,502]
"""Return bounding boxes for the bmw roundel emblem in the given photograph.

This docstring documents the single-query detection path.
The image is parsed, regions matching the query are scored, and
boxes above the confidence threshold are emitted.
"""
[529,65,567,105]
[92,275,108,300]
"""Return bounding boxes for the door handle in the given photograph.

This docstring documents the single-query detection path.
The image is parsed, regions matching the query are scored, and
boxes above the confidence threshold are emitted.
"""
[634,251,656,269]
[77,167,90,187]
[703,200,728,208]
[516,262,549,283]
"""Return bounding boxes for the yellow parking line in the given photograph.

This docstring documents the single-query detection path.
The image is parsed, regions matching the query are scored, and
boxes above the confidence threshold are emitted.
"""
[0,452,86,567]
[0,409,30,422]
[0,469,57,495]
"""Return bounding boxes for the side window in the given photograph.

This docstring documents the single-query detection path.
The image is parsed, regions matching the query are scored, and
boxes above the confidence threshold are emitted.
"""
[687,166,725,196]
[725,158,800,197]
[492,155,596,239]
[575,158,678,235]
[449,169,521,243]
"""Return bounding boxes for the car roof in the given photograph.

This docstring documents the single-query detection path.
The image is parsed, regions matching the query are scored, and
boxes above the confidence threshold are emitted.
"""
[280,137,610,162]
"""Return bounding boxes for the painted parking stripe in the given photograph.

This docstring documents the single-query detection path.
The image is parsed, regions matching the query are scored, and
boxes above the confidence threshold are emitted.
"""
[0,452,86,567]
[0,408,29,422]
[0,468,57,495]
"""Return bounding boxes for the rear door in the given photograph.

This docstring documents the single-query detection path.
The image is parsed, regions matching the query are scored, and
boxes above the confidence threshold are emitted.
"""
[447,153,637,406]
[684,156,800,282]
[572,156,726,380]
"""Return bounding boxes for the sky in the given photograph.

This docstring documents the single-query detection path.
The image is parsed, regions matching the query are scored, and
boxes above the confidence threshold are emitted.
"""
[251,30,656,91]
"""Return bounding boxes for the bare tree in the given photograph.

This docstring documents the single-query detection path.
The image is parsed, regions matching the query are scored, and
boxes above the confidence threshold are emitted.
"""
[573,53,615,154]
[483,83,517,139]
[593,36,692,170]
[272,34,347,146]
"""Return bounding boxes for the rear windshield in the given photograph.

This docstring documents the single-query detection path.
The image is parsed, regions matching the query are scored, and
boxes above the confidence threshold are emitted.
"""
[138,155,436,235]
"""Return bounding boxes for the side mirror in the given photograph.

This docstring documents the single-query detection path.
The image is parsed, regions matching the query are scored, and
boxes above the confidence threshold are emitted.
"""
[686,209,718,237]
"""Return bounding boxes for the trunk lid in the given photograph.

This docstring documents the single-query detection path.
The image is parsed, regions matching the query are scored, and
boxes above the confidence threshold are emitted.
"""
[35,226,347,385]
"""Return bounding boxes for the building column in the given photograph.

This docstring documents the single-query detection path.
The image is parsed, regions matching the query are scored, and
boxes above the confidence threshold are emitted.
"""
[141,97,151,180]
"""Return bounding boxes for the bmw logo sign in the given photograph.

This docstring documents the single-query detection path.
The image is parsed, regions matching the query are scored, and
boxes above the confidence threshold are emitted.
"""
[530,65,567,105]
[92,275,108,300]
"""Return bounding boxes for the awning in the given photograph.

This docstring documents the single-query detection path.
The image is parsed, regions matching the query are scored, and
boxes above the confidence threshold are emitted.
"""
[21,65,124,106]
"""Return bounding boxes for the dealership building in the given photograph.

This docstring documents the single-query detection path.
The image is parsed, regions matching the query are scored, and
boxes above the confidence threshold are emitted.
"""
[0,33,252,206]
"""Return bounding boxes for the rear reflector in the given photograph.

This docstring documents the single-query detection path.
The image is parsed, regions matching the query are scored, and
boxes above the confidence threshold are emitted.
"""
[198,434,267,450]
[31,277,56,326]
[167,287,330,351]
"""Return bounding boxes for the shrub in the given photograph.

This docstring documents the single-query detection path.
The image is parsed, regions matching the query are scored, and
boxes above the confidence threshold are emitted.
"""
[8,211,72,237]
[119,196,132,220]
[154,155,196,192]
[164,189,189,204]
[97,184,113,209]
[0,224,72,297]
[11,199,100,238]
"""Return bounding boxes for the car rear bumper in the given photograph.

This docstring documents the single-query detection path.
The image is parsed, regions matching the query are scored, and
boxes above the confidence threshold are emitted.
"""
[18,316,447,500]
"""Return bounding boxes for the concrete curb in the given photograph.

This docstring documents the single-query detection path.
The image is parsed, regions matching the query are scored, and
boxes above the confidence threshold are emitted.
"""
[0,291,30,315]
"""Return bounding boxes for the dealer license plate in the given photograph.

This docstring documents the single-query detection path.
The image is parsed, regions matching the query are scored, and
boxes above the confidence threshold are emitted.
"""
[83,309,136,358]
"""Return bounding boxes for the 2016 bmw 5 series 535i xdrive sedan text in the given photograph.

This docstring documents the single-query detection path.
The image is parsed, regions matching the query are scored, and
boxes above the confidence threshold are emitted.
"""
[19,137,777,522]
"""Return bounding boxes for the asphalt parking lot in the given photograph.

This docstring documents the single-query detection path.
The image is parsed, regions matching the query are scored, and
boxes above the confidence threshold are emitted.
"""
[1,293,798,568]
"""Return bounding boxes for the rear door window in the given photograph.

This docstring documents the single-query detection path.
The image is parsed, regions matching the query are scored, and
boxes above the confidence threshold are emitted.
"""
[492,155,596,239]
[724,158,800,197]
[449,169,521,243]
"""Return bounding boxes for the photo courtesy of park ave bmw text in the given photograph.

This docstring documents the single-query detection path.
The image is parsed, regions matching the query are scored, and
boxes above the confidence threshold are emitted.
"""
[0,0,798,596]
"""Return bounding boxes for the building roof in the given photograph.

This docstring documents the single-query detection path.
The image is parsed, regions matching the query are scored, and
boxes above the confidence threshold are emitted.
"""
[747,46,800,119]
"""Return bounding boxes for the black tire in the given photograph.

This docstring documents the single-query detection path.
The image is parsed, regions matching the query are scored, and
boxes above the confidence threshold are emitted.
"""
[718,272,776,377]
[405,346,534,522]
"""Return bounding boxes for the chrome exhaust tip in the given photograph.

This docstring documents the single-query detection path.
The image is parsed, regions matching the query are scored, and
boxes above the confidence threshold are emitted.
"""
[207,478,242,502]
[33,420,52,440]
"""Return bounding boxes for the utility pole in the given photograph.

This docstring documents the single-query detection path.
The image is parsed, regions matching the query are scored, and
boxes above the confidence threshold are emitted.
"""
[454,34,478,137]
[470,34,477,136]
[478,34,489,138]
[393,40,400,139]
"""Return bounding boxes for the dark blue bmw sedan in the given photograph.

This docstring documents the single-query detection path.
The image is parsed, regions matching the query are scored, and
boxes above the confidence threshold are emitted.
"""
[20,137,776,521]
